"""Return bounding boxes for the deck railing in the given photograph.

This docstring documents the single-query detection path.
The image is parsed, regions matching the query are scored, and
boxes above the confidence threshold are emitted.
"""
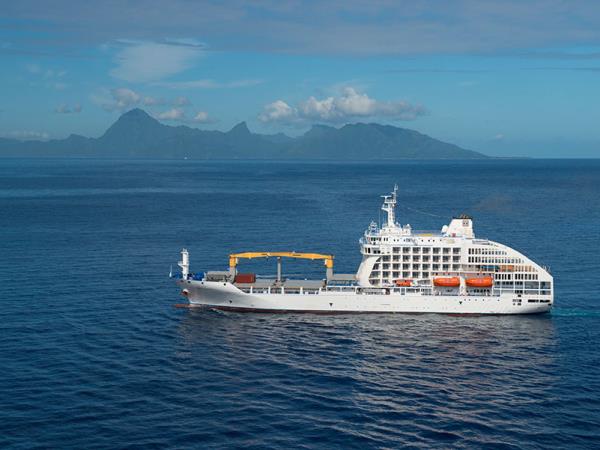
[237,284,552,297]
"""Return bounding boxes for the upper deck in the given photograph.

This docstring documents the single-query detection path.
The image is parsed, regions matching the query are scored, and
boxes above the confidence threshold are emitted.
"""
[175,186,552,299]
[356,186,552,292]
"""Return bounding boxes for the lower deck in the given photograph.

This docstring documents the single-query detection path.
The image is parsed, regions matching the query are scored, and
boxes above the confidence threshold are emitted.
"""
[177,279,553,314]
[228,279,551,299]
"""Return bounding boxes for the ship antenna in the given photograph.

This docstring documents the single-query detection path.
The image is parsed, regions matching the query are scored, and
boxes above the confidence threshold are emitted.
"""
[178,248,189,280]
[381,185,398,228]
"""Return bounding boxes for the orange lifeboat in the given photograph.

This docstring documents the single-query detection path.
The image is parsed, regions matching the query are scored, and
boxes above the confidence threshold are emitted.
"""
[395,279,412,287]
[433,277,460,287]
[466,276,494,288]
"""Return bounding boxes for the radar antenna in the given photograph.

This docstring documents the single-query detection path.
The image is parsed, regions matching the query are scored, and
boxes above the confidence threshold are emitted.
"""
[381,184,399,228]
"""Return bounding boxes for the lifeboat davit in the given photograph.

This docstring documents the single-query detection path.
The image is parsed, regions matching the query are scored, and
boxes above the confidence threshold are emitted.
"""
[395,279,412,287]
[433,277,460,287]
[466,276,494,288]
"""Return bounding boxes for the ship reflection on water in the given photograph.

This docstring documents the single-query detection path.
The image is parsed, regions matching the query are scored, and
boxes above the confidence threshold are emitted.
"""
[174,312,557,445]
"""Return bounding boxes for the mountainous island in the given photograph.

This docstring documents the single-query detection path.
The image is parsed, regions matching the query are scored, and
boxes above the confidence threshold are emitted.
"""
[0,108,486,159]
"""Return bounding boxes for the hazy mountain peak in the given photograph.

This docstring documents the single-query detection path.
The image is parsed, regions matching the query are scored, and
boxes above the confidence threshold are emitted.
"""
[310,124,335,131]
[303,124,335,138]
[0,108,487,159]
[228,121,250,135]
[103,108,160,134]
[121,108,154,120]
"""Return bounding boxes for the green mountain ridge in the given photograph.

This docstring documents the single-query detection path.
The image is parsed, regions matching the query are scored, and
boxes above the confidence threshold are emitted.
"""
[0,108,487,159]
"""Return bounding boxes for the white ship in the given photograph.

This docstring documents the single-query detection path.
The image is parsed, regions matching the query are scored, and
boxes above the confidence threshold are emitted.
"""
[172,187,553,314]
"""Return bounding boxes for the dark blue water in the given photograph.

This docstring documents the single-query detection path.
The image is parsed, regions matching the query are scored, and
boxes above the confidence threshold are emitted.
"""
[1,159,600,449]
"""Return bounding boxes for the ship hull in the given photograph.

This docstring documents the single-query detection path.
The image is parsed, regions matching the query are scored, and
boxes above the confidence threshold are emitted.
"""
[177,280,552,315]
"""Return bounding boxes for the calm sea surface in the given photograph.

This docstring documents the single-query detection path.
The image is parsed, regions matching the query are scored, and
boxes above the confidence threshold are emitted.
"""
[1,159,600,449]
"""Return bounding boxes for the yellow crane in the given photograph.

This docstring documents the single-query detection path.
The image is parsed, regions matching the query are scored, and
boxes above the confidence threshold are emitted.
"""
[229,251,334,281]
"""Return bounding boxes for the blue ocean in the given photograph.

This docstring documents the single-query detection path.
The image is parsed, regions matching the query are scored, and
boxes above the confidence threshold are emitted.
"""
[1,159,600,449]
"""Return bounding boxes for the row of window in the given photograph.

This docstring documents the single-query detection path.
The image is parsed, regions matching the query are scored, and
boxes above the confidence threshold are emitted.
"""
[495,273,513,280]
[379,255,461,262]
[364,246,462,255]
[371,267,540,279]
[468,247,508,255]
[496,281,547,290]
[468,256,522,265]
[373,263,461,272]
[389,247,461,254]
[515,273,539,280]
[368,278,549,291]
[375,263,460,271]
[370,271,431,281]
[370,266,462,278]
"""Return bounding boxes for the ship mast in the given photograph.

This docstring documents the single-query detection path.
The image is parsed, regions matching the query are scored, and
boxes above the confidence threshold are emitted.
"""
[381,184,398,228]
[178,248,189,280]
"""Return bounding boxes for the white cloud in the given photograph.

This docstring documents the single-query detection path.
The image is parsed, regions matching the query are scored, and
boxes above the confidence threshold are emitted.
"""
[25,64,66,78]
[157,107,186,121]
[44,69,67,78]
[8,2,600,56]
[97,87,141,111]
[299,96,337,121]
[493,133,505,141]
[329,88,375,115]
[142,96,165,106]
[55,103,82,114]
[25,64,68,90]
[173,96,191,106]
[94,88,193,111]
[153,78,263,89]
[25,63,40,74]
[2,130,50,140]
[192,111,210,123]
[110,39,205,83]
[258,100,296,123]
[259,87,427,124]
[113,87,141,106]
[154,108,214,124]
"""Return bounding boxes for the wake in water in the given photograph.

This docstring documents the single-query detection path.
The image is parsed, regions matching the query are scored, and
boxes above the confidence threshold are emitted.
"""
[551,308,600,317]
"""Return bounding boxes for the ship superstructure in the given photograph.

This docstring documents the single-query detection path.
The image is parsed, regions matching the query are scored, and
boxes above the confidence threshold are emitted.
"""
[172,187,553,314]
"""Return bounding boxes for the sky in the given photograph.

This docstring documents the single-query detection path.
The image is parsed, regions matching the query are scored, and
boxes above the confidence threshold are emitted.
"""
[1,1,600,157]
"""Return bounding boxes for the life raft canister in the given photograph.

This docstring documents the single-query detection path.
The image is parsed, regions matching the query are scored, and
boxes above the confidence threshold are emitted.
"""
[433,277,461,287]
[465,276,494,288]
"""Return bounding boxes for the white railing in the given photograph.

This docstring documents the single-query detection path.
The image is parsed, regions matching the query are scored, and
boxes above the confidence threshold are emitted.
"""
[237,284,552,297]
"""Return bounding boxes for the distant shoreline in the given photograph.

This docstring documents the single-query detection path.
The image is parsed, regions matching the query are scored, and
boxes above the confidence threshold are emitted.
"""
[4,156,600,162]
[0,108,487,160]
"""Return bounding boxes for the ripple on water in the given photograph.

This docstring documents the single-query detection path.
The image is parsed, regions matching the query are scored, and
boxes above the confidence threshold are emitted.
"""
[2,160,600,448]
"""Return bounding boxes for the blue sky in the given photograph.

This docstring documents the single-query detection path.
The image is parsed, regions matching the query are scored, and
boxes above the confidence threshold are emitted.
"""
[1,1,600,157]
